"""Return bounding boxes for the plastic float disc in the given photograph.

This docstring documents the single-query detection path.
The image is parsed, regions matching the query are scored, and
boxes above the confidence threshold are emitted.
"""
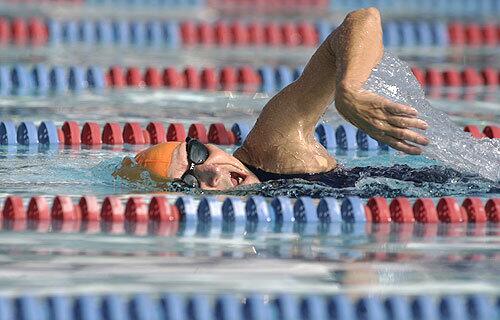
[208,123,230,145]
[341,196,367,223]
[166,123,186,142]
[463,125,483,138]
[126,67,143,87]
[389,197,415,223]
[16,121,38,145]
[270,197,294,223]
[200,67,218,91]
[461,197,487,223]
[315,124,336,149]
[81,122,101,145]
[231,122,250,145]
[146,122,166,144]
[78,196,100,222]
[163,67,185,89]
[367,197,391,223]
[124,197,148,223]
[62,121,81,145]
[220,66,237,91]
[293,196,317,223]
[102,122,123,145]
[245,196,273,223]
[100,196,124,223]
[26,196,49,221]
[188,123,208,143]
[149,196,179,222]
[316,197,341,223]
[51,196,77,221]
[485,199,499,223]
[335,124,358,150]
[144,67,162,88]
[412,198,439,223]
[221,197,246,223]
[183,67,201,90]
[123,122,145,145]
[436,197,464,223]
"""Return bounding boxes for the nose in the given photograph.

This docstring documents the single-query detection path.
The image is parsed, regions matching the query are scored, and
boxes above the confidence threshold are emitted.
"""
[194,163,222,188]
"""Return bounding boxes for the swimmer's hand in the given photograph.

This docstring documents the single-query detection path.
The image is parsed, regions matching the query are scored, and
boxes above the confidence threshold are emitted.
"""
[335,83,429,155]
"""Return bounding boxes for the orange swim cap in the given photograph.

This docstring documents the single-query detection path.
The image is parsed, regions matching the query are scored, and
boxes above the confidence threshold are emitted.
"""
[135,142,182,179]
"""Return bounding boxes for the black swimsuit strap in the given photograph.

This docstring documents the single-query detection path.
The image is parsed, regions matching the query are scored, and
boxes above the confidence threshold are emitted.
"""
[242,162,336,183]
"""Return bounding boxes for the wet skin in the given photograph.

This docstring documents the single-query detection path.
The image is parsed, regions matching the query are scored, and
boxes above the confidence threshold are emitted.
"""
[167,142,260,190]
[120,7,429,190]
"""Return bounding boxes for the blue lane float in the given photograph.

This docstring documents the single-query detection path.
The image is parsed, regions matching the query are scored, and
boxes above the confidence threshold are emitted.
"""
[315,123,336,150]
[356,129,379,150]
[274,65,293,91]
[340,196,366,223]
[231,122,250,145]
[0,121,17,145]
[49,66,68,94]
[270,197,294,223]
[293,196,318,223]
[335,124,358,150]
[316,197,342,223]
[221,197,246,223]
[245,195,274,223]
[37,121,59,145]
[68,66,86,93]
[16,122,39,145]
[258,66,276,94]
[32,64,50,94]
[0,292,495,320]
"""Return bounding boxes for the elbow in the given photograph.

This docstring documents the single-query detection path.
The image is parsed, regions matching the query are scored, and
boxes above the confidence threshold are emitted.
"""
[346,7,381,24]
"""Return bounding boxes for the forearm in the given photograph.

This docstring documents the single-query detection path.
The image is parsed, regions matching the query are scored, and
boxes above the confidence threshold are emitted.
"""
[257,8,384,130]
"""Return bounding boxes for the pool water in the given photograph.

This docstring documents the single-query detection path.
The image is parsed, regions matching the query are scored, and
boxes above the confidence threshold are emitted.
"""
[0,4,498,316]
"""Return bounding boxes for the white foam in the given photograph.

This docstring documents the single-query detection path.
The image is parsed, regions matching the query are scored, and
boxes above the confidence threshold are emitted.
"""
[364,51,500,181]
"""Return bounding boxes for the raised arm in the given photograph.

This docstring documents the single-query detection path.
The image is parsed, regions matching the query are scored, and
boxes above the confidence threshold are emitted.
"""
[235,8,428,174]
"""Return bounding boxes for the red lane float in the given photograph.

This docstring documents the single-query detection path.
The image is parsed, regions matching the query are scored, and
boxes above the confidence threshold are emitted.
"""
[101,196,124,223]
[437,197,464,223]
[146,122,166,145]
[366,197,391,223]
[62,121,81,145]
[123,122,145,145]
[166,123,187,142]
[188,123,208,144]
[79,196,100,222]
[3,196,25,220]
[102,122,123,145]
[149,196,180,222]
[0,196,498,229]
[124,197,148,223]
[51,196,78,221]
[412,198,439,223]
[81,122,102,145]
[27,196,49,221]
[389,197,415,223]
[485,199,499,223]
[461,197,487,223]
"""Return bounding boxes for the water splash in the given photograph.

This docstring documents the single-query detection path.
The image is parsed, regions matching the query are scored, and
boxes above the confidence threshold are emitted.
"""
[364,51,500,181]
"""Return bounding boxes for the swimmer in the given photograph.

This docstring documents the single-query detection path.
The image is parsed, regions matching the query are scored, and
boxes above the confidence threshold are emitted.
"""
[114,8,430,190]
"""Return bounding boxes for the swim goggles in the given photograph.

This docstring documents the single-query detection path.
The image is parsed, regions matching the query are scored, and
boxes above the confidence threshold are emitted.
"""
[180,137,209,188]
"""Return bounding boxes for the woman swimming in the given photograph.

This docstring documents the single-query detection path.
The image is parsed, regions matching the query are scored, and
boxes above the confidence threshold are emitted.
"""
[114,7,431,190]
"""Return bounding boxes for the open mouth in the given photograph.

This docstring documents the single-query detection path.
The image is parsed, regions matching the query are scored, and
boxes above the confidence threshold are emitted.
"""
[230,171,246,187]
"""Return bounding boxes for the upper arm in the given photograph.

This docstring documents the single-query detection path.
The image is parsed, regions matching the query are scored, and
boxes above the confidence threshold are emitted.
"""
[234,8,383,173]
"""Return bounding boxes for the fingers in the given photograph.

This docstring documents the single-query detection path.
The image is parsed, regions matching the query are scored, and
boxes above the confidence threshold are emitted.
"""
[386,116,428,130]
[378,136,423,155]
[383,101,418,117]
[386,127,429,146]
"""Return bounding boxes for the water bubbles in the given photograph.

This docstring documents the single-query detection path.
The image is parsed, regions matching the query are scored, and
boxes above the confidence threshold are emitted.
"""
[365,51,500,181]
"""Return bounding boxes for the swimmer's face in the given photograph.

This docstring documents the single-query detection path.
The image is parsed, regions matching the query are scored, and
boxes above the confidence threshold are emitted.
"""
[168,142,260,190]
